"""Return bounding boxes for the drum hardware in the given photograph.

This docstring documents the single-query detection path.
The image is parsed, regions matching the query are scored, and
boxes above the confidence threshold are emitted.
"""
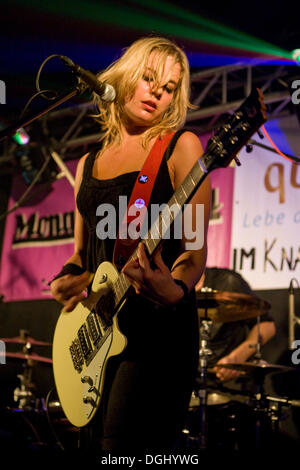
[215,361,299,448]
[0,330,78,451]
[266,399,282,434]
[0,351,53,364]
[0,330,52,409]
[0,328,52,366]
[0,329,52,347]
[11,352,50,410]
[13,366,35,410]
[266,395,300,408]
[263,394,300,439]
[213,360,296,376]
[195,290,214,450]
[189,391,231,408]
[249,315,262,361]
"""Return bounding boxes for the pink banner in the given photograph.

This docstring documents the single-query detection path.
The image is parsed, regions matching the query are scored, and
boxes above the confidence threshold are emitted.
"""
[0,161,77,301]
[206,167,234,268]
[199,132,235,268]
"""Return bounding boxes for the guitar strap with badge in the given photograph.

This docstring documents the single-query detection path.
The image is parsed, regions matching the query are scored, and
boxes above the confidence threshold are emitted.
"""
[113,131,175,270]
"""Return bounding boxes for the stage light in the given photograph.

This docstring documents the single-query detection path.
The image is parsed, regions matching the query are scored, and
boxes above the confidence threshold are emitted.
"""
[16,0,292,62]
[0,121,30,145]
[291,49,300,64]
[13,128,30,145]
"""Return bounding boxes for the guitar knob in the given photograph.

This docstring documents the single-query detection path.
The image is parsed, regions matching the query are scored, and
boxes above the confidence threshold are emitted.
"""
[81,376,93,386]
[83,396,96,407]
[99,274,107,284]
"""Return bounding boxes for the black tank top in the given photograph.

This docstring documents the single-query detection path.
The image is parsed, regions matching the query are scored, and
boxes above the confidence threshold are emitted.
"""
[77,130,186,273]
[76,130,199,363]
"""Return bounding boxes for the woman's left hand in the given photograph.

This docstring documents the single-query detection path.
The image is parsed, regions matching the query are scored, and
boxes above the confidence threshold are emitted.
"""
[122,242,184,305]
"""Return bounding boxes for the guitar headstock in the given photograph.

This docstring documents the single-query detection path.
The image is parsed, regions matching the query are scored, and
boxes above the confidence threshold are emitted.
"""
[205,87,267,170]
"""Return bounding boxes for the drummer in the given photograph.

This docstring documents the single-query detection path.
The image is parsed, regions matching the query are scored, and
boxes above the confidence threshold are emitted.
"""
[195,267,276,382]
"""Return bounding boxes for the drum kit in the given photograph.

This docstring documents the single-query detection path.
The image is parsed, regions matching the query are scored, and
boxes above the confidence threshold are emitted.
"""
[1,293,299,453]
[0,329,78,452]
[183,288,300,452]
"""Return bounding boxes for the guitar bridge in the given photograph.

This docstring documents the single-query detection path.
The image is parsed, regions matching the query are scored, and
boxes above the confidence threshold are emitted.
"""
[69,338,84,373]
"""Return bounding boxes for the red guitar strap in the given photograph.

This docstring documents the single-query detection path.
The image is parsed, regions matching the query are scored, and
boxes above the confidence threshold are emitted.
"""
[113,131,175,270]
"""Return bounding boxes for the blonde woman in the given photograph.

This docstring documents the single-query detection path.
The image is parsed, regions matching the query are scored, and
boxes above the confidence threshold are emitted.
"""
[51,36,211,453]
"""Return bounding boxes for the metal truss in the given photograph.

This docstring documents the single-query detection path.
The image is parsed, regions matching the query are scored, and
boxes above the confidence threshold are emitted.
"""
[0,62,299,174]
[186,62,299,134]
[56,62,299,148]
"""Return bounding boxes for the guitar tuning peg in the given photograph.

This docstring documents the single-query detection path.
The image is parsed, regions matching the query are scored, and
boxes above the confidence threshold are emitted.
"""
[234,156,241,166]
[245,144,253,153]
[229,155,241,167]
[257,128,264,139]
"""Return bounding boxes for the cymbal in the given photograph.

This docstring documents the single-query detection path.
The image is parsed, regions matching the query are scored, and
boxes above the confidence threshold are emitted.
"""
[0,351,52,364]
[189,391,231,407]
[0,336,51,346]
[197,289,271,323]
[214,360,295,375]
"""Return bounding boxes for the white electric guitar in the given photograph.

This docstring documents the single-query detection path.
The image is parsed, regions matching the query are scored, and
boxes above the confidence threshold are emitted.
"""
[52,88,266,427]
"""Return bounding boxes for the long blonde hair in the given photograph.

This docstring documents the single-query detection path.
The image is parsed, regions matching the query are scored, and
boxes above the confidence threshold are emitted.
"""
[93,36,192,154]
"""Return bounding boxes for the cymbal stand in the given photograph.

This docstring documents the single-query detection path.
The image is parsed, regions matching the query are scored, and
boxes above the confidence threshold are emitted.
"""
[13,340,36,409]
[14,366,34,409]
[249,315,262,361]
[251,366,278,449]
[248,316,276,448]
[197,312,213,450]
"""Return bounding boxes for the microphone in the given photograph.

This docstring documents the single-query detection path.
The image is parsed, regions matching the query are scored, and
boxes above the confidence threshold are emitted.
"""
[60,56,116,102]
[289,279,295,350]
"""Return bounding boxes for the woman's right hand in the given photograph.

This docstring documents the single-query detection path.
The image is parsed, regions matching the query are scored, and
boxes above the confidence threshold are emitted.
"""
[50,271,93,313]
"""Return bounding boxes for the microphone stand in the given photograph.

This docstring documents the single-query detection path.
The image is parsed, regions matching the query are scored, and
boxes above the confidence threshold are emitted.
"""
[288,278,300,350]
[0,83,86,143]
[0,82,87,188]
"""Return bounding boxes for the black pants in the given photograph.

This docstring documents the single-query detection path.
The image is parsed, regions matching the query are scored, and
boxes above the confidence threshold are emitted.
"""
[90,351,197,454]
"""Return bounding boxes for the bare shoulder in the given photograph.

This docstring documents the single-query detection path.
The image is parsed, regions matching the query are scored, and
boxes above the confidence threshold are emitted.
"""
[74,153,89,193]
[75,152,90,179]
[170,131,204,169]
[174,131,203,154]
[168,131,206,189]
[76,152,89,173]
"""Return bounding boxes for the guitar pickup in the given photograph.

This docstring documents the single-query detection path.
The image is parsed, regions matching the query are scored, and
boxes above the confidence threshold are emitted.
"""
[95,295,113,331]
[87,311,102,345]
[78,324,92,360]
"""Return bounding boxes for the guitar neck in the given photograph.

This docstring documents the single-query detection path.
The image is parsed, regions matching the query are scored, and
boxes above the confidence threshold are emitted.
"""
[143,156,209,256]
[110,154,210,309]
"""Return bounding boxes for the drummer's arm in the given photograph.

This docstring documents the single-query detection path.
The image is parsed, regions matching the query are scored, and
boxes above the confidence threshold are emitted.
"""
[243,320,276,352]
[227,320,276,361]
[214,320,276,381]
